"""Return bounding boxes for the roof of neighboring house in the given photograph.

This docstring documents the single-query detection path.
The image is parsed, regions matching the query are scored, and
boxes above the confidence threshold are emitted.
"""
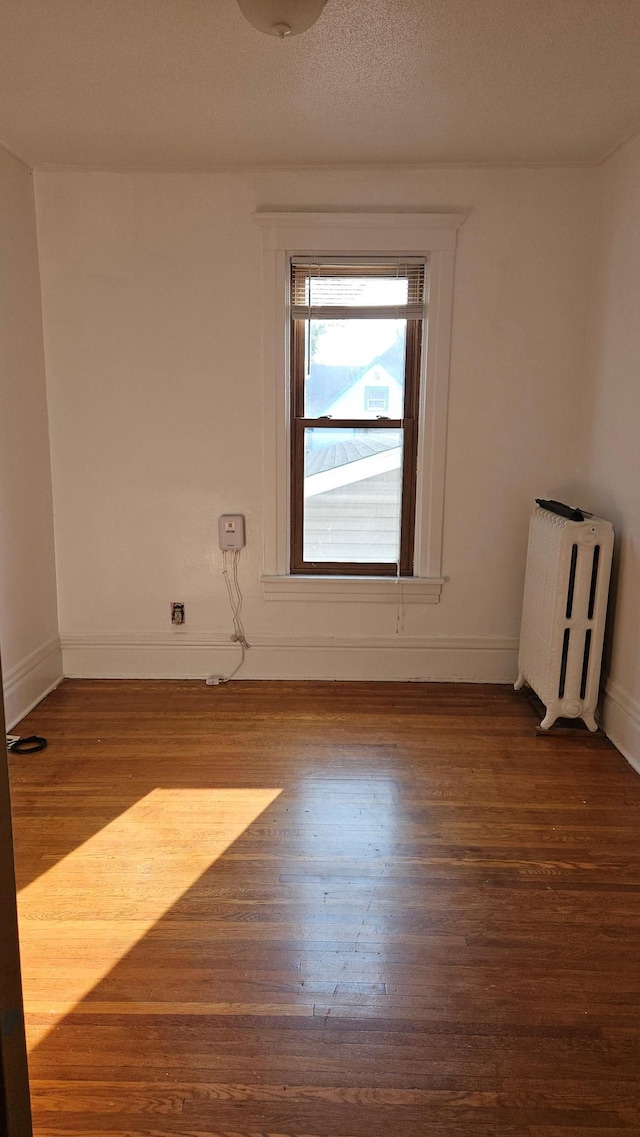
[305,434,397,478]
[306,335,405,417]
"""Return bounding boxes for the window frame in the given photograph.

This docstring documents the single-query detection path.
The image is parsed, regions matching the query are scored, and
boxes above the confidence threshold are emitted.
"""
[255,212,466,603]
[290,262,423,577]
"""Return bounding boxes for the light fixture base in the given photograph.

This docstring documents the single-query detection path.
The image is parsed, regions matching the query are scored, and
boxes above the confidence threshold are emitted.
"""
[235,0,328,38]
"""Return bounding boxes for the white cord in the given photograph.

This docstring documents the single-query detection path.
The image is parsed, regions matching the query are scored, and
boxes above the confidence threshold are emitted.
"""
[394,557,405,636]
[219,548,250,682]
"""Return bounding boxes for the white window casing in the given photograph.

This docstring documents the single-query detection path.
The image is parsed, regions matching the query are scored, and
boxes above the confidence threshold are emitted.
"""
[254,211,466,603]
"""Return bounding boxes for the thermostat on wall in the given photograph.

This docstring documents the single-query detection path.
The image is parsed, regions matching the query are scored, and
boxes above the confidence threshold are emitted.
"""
[218,514,245,550]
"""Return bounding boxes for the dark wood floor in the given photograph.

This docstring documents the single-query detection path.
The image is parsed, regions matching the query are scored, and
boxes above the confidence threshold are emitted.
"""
[9,679,640,1137]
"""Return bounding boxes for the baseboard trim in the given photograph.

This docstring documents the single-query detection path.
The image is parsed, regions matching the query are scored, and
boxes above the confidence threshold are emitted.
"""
[61,632,518,683]
[8,634,635,760]
[3,636,63,729]
[602,677,640,775]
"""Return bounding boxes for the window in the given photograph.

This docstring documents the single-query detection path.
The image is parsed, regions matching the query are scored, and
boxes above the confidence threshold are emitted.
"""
[290,260,426,576]
[365,386,390,413]
[254,211,465,603]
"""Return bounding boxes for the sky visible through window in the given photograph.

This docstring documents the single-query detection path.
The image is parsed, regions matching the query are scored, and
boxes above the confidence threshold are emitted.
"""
[312,318,403,368]
[308,274,407,367]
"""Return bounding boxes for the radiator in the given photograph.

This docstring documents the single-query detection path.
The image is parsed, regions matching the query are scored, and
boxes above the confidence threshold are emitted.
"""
[515,505,613,731]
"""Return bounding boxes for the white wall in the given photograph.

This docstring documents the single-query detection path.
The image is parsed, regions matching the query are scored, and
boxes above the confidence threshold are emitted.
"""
[575,133,640,771]
[34,167,597,681]
[0,147,61,726]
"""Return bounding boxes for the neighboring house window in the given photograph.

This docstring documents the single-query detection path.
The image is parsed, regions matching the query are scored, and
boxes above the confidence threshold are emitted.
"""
[365,386,390,413]
[290,260,425,576]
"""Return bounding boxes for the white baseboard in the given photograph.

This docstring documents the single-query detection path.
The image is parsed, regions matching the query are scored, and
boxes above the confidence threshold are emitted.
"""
[8,634,637,768]
[602,677,640,775]
[61,632,518,683]
[3,636,63,729]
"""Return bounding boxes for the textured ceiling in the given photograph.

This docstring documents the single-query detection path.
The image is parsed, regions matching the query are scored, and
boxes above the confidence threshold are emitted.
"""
[1,0,640,170]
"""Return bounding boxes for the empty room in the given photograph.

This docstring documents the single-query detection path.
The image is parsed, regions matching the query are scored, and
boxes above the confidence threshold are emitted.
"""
[1,2,640,1135]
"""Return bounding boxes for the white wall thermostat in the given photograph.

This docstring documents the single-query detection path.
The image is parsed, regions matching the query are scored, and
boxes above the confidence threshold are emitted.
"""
[218,514,245,550]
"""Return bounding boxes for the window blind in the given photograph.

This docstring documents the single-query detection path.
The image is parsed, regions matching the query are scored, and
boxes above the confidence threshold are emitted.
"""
[291,260,427,321]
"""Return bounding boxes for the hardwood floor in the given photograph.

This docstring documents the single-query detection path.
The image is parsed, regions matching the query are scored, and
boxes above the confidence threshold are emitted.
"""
[8,679,640,1137]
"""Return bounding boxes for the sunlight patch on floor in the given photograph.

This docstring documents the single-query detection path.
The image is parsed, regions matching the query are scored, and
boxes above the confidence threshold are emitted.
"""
[17,787,282,1048]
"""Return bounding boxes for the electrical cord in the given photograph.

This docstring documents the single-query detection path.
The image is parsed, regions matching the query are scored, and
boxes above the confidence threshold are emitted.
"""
[219,548,250,682]
[7,735,48,754]
[394,557,406,636]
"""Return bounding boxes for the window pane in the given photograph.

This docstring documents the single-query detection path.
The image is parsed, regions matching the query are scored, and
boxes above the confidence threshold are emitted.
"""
[305,320,406,418]
[303,428,402,564]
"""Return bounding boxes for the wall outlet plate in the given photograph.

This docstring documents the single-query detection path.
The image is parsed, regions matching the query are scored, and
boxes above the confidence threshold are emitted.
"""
[218,514,245,550]
[171,601,185,625]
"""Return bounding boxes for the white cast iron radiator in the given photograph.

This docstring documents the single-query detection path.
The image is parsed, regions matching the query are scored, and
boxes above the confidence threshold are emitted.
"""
[515,504,613,731]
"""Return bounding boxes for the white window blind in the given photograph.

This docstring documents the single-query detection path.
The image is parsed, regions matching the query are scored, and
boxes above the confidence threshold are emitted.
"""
[291,260,427,321]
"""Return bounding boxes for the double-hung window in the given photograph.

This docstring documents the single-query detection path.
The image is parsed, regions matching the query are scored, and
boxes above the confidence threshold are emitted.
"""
[290,259,426,576]
[255,211,464,603]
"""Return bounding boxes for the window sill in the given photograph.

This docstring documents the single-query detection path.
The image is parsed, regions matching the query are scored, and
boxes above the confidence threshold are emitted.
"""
[261,575,445,603]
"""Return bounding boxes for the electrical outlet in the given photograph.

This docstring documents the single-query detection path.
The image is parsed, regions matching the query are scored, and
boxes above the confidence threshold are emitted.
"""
[218,514,245,550]
[171,602,185,625]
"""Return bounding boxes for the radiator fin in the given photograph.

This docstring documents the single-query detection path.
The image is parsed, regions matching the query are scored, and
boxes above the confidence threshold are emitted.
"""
[558,628,570,699]
[580,629,592,700]
[566,544,578,619]
[588,545,600,620]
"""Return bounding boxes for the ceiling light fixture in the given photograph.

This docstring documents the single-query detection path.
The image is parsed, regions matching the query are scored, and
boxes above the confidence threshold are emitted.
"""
[235,0,328,38]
